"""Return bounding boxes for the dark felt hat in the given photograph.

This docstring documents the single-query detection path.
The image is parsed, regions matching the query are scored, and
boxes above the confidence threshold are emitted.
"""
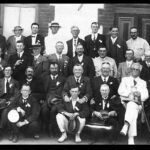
[68,117,80,134]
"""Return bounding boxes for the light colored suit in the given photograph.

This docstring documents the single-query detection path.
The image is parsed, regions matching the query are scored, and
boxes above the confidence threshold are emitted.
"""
[117,61,133,81]
[118,76,149,137]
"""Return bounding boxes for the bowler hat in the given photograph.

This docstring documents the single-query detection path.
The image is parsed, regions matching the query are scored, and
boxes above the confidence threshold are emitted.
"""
[49,21,61,28]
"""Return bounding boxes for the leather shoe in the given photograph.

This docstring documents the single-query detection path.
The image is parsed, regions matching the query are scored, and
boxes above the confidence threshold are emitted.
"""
[12,135,18,143]
[75,133,81,143]
[58,132,67,143]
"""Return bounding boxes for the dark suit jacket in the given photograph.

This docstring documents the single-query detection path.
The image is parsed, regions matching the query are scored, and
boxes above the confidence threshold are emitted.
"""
[0,34,7,57]
[66,38,86,58]
[31,55,49,79]
[68,55,95,79]
[42,74,66,101]
[9,94,40,123]
[91,76,119,99]
[106,36,127,66]
[19,77,45,102]
[84,34,106,58]
[24,34,45,55]
[0,77,20,102]
[140,61,150,82]
[0,59,7,78]
[57,100,89,118]
[8,52,33,81]
[48,54,69,77]
[62,75,92,101]
[7,35,26,56]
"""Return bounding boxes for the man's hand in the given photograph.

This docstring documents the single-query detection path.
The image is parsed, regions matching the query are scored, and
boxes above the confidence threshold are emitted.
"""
[78,97,86,104]
[17,107,25,116]
[93,111,103,120]
[90,98,95,105]
[64,95,70,102]
[16,121,26,127]
[108,111,117,117]
[64,112,74,120]
[15,60,23,66]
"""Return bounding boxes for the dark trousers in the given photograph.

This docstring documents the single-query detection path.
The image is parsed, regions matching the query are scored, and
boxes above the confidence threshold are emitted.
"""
[0,108,9,129]
[10,121,40,137]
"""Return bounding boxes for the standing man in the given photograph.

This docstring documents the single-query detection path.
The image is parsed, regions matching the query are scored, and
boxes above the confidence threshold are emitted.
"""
[66,26,85,58]
[8,40,33,82]
[7,26,25,59]
[68,43,95,79]
[126,27,150,62]
[118,62,149,145]
[106,26,127,66]
[44,21,67,56]
[24,23,45,55]
[84,22,106,58]
[93,46,117,78]
[40,62,66,136]
[48,41,69,77]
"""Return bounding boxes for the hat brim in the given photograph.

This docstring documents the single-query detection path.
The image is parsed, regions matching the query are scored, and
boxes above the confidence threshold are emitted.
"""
[49,25,61,28]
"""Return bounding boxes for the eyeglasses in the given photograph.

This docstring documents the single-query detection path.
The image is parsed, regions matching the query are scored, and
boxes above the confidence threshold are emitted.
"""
[132,68,140,71]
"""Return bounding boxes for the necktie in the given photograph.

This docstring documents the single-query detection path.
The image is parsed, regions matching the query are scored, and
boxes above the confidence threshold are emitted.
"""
[23,98,27,104]
[76,78,80,85]
[103,77,107,83]
[93,34,96,42]
[53,76,56,80]
[6,79,9,94]
[134,79,137,86]
[74,39,77,47]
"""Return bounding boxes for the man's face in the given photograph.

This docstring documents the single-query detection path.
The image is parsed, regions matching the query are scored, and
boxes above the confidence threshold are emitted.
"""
[125,51,134,61]
[14,28,22,37]
[71,27,80,38]
[110,28,119,38]
[32,47,41,56]
[76,45,84,56]
[98,48,107,58]
[101,64,111,77]
[130,28,138,40]
[4,67,12,78]
[91,23,99,34]
[131,64,140,78]
[56,43,64,54]
[21,86,31,98]
[50,26,59,34]
[70,87,80,100]
[73,66,83,78]
[16,43,24,53]
[50,64,58,75]
[145,54,150,62]
[31,25,39,34]
[100,86,110,98]
[26,68,34,79]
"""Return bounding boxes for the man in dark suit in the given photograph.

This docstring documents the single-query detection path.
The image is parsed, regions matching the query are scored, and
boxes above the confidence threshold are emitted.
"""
[0,32,7,59]
[106,26,127,67]
[40,62,66,136]
[8,40,33,82]
[89,84,124,143]
[68,43,95,79]
[56,85,89,143]
[48,41,69,77]
[0,66,20,136]
[24,23,45,55]
[62,63,92,104]
[19,66,45,104]
[7,84,41,143]
[91,62,119,100]
[84,22,106,58]
[7,26,26,59]
[31,44,49,79]
[66,26,85,59]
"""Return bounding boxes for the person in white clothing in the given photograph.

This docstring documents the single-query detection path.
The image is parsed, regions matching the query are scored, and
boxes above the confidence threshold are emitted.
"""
[118,62,149,145]
[126,27,150,61]
[44,21,68,56]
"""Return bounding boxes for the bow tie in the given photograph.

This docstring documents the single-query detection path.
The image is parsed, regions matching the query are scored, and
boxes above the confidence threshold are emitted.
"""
[32,35,36,38]
[22,98,28,103]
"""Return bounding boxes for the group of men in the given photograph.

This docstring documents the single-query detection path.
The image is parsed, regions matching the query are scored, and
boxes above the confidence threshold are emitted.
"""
[0,20,149,145]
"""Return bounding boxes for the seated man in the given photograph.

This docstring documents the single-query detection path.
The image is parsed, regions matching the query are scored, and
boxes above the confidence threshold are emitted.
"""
[118,62,149,145]
[56,85,89,143]
[0,66,20,133]
[89,84,124,143]
[7,84,41,143]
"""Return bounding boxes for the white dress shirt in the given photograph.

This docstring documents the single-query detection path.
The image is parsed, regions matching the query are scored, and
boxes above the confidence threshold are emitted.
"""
[31,34,37,45]
[55,53,62,60]
[126,60,133,68]
[77,55,83,63]
[101,76,109,82]
[126,37,150,60]
[72,37,78,57]
[111,36,117,44]
[92,33,98,41]
[15,35,22,42]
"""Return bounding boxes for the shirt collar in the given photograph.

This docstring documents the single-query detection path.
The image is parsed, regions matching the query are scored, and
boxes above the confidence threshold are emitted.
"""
[18,51,24,57]
[111,36,117,42]
[101,75,109,82]
[32,34,37,37]
[56,53,62,59]
[34,54,40,59]
[50,74,58,79]
[74,76,81,82]
[5,77,11,82]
